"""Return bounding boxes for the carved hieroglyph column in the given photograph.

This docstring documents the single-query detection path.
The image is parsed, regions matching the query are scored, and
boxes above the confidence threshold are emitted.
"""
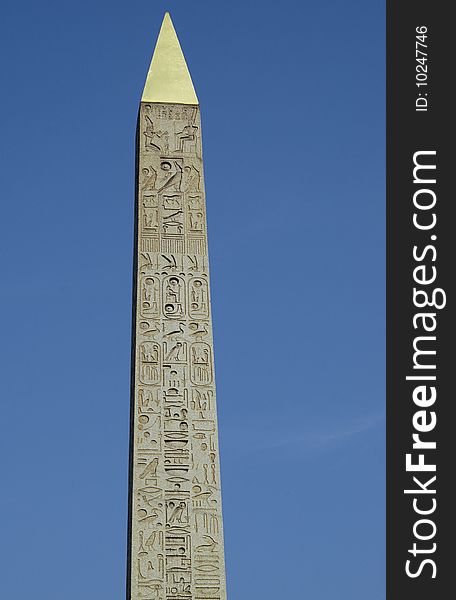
[127,13,227,600]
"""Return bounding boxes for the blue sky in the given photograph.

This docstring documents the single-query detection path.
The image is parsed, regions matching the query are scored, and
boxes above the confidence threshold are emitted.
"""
[0,1,384,598]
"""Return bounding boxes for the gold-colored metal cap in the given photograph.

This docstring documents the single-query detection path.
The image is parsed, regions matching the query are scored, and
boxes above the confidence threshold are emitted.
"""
[141,12,198,105]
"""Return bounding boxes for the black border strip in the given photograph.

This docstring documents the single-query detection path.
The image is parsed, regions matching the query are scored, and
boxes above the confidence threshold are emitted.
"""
[387,3,454,597]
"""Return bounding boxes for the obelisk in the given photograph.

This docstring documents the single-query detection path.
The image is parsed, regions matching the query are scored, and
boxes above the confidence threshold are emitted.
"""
[127,13,227,600]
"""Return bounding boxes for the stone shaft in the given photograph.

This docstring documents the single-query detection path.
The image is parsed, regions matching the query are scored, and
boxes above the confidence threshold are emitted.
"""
[127,101,227,600]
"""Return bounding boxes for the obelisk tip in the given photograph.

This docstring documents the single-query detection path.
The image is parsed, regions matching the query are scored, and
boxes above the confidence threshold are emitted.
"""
[141,12,199,105]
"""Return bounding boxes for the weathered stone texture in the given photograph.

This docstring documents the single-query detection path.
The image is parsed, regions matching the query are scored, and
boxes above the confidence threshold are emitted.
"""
[128,102,227,600]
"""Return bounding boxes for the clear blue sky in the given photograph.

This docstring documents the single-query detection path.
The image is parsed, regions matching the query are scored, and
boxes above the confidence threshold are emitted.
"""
[0,1,384,598]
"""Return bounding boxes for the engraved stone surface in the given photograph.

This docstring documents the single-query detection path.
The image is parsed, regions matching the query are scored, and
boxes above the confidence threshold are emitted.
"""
[127,15,227,600]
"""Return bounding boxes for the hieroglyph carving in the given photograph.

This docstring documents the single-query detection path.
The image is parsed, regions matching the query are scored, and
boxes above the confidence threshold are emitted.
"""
[129,103,226,600]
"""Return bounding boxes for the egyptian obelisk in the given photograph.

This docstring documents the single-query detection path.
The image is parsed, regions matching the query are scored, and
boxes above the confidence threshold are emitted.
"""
[127,13,227,600]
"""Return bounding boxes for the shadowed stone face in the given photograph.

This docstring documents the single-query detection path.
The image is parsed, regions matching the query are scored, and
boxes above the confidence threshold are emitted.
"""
[128,14,227,600]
